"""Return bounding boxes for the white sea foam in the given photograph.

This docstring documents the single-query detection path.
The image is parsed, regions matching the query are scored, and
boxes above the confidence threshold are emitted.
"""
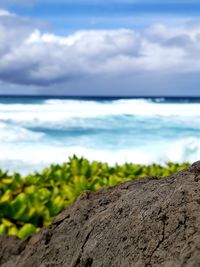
[0,99,199,131]
[0,98,200,174]
[0,99,200,121]
[1,137,200,175]
[0,122,44,142]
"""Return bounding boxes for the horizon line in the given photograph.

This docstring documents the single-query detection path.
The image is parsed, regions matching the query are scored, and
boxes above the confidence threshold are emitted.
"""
[0,95,200,98]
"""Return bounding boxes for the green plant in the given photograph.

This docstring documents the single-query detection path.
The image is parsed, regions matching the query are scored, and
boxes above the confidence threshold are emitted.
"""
[0,156,190,238]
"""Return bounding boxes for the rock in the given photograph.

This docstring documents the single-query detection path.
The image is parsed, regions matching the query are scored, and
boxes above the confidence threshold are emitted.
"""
[1,162,200,267]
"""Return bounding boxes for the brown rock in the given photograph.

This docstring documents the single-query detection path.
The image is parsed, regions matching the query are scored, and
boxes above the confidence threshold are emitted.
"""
[1,162,200,267]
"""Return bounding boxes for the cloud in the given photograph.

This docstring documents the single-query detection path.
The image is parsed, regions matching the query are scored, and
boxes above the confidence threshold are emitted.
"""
[0,10,13,16]
[0,10,200,95]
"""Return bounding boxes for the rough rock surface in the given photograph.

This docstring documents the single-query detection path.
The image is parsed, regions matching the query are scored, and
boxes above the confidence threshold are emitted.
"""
[1,162,200,267]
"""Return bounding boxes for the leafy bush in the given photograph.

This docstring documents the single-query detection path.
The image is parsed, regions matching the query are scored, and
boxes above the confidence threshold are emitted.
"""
[0,156,190,238]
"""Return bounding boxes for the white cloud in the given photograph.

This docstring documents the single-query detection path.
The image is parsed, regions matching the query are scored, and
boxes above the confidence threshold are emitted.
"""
[0,9,13,16]
[0,10,200,95]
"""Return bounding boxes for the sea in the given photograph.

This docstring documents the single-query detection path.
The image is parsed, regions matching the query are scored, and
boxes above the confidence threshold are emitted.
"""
[0,96,200,175]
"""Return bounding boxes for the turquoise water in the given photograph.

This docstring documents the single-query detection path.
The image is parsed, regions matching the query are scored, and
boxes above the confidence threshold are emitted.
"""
[0,96,200,174]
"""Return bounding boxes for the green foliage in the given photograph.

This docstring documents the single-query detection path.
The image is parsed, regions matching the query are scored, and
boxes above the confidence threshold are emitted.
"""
[0,157,190,238]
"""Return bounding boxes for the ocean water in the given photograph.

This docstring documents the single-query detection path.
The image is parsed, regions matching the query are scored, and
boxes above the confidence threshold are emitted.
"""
[1,96,200,175]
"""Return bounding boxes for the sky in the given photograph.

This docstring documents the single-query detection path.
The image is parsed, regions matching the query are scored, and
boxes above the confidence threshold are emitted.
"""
[0,0,200,96]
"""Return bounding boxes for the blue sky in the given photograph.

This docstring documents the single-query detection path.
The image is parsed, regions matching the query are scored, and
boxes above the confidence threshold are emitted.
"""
[8,1,200,33]
[0,0,200,95]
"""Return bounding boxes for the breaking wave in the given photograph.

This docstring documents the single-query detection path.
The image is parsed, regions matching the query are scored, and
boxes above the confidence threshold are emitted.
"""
[0,97,200,174]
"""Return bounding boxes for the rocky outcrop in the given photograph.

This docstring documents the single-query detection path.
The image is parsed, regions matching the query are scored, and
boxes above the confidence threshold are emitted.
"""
[1,162,200,267]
